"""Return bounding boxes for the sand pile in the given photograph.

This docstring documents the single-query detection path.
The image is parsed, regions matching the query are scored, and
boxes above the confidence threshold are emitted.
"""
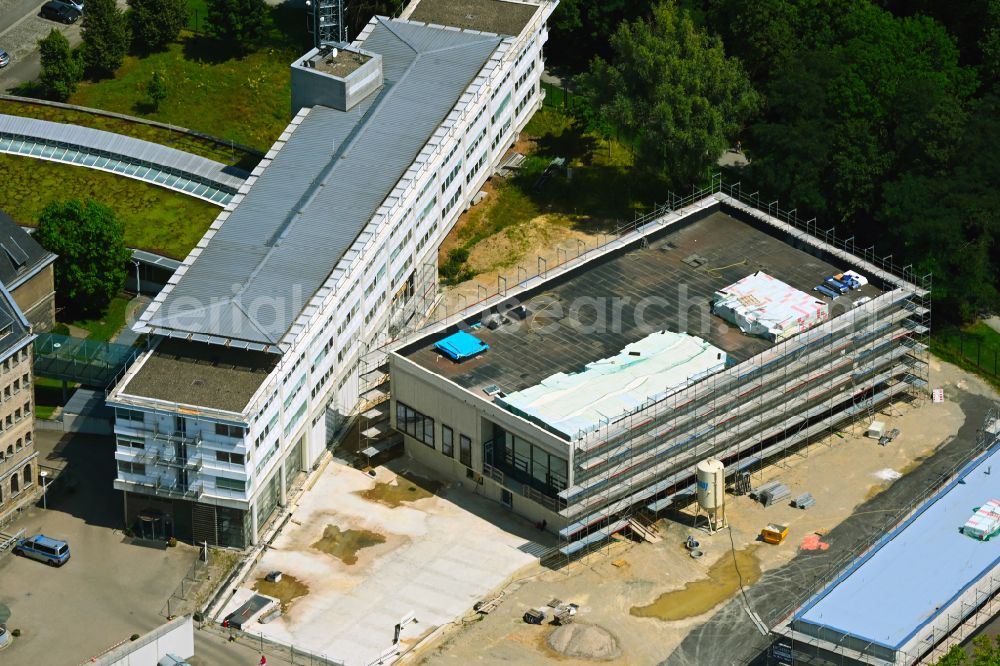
[547,623,621,660]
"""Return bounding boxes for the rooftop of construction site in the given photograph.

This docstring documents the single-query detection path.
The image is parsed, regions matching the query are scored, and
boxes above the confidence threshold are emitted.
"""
[406,0,539,36]
[787,428,1000,660]
[300,45,371,77]
[400,208,883,418]
[115,338,278,414]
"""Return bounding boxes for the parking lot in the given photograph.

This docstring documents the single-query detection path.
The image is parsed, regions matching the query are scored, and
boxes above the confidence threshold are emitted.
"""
[0,430,198,664]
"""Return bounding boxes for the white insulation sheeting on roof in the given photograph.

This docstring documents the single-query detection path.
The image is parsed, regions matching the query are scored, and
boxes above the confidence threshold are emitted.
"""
[712,271,828,342]
[497,331,726,440]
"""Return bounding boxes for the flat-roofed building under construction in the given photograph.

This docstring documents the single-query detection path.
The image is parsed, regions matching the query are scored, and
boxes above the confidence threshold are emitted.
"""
[389,191,931,556]
[106,0,556,548]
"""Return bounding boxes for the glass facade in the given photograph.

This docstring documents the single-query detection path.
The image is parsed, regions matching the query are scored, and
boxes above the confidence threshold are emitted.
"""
[256,468,281,527]
[488,423,568,498]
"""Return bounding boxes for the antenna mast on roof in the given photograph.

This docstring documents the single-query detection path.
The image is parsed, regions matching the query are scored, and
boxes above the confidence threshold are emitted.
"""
[307,0,348,49]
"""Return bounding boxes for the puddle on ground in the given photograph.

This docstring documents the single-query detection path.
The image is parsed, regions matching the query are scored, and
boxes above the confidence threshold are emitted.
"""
[629,546,761,621]
[356,475,443,508]
[253,573,309,611]
[311,524,386,564]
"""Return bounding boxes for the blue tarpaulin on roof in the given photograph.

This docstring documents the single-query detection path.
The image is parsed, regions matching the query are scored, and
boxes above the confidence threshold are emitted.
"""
[435,330,489,361]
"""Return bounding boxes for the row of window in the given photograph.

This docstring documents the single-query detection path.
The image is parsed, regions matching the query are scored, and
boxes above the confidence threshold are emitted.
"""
[0,464,32,504]
[442,424,472,467]
[396,403,472,468]
[515,84,537,118]
[442,187,463,218]
[0,402,31,430]
[466,153,487,185]
[0,432,32,462]
[466,126,487,159]
[514,58,536,93]
[1,347,29,374]
[441,160,462,193]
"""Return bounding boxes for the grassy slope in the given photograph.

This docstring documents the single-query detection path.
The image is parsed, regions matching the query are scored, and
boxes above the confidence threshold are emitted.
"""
[68,5,309,153]
[0,153,218,258]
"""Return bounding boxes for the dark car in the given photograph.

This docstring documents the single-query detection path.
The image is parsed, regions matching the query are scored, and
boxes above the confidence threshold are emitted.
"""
[40,0,81,23]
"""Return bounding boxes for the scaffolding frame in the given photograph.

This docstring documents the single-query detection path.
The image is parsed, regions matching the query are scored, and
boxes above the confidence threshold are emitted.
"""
[542,183,932,563]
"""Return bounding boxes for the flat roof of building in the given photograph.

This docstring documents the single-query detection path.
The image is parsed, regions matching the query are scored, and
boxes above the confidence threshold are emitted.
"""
[497,331,727,440]
[402,210,882,398]
[139,18,503,350]
[303,46,371,77]
[794,440,1000,651]
[407,0,539,36]
[121,338,277,414]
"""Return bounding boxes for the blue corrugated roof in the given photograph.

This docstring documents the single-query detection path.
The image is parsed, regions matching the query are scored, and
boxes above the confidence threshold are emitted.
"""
[142,18,502,348]
[795,439,1000,650]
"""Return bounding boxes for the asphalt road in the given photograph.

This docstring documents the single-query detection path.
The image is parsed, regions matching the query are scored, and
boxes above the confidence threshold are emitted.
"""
[663,388,997,666]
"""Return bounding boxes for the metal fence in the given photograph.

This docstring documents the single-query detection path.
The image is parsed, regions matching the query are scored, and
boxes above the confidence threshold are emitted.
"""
[204,622,346,666]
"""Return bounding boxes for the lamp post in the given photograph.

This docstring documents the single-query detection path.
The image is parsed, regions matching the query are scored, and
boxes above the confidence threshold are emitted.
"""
[131,259,141,294]
[40,470,48,510]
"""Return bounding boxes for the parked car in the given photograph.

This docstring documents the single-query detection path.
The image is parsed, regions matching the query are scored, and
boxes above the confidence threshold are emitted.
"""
[40,1,81,23]
[12,534,70,566]
[60,0,83,11]
[0,49,9,68]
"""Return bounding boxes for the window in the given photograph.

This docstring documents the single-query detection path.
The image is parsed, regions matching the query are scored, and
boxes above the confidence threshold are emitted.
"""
[15,438,21,451]
[117,436,145,450]
[22,466,31,487]
[215,423,244,439]
[442,425,454,458]
[459,435,472,467]
[215,451,246,465]
[395,401,434,447]
[116,408,144,424]
[117,460,145,475]
[216,476,246,492]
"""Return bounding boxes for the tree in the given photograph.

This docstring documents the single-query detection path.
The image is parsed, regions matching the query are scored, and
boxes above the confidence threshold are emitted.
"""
[38,29,83,101]
[34,200,132,316]
[205,0,271,52]
[128,0,188,52]
[146,71,167,111]
[579,1,761,188]
[548,0,648,70]
[82,0,131,77]
[936,634,1000,665]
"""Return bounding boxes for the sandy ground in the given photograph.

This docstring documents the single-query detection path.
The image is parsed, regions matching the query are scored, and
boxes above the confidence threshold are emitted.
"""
[409,358,996,665]
[221,458,555,666]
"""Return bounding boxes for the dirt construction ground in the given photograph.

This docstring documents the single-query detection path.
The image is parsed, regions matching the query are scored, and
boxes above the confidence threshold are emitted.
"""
[410,358,998,665]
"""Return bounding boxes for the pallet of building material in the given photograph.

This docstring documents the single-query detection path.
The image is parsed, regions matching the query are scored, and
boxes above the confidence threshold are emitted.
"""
[791,493,816,509]
[749,480,782,502]
[760,483,792,507]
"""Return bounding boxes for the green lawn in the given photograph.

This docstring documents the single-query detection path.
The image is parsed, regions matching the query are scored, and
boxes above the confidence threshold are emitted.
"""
[34,376,72,420]
[0,153,218,258]
[0,99,260,170]
[931,322,1000,391]
[62,295,132,342]
[67,3,310,153]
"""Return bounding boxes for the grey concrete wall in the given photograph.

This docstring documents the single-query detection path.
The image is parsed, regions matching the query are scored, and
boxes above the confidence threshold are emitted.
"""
[92,615,194,666]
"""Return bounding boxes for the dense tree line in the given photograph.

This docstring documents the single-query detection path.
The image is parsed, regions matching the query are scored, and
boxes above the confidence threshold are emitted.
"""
[549,0,1000,323]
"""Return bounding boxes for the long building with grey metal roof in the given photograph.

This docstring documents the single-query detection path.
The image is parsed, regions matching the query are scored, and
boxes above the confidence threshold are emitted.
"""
[107,0,557,548]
